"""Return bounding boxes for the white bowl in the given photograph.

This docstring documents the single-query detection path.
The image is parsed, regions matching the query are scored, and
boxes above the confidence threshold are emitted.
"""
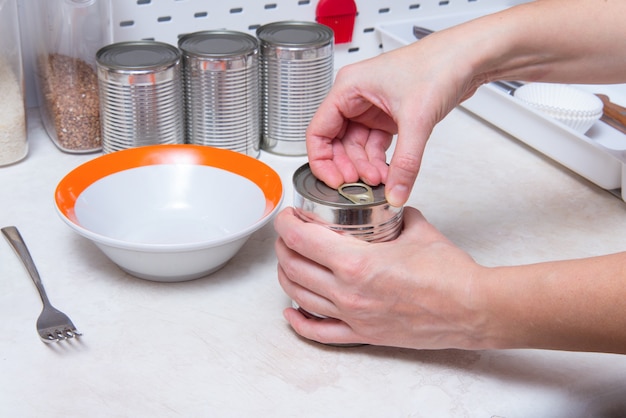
[55,144,283,282]
[513,83,603,133]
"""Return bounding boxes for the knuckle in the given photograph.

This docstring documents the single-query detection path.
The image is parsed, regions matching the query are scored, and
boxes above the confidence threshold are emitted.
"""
[335,64,355,80]
[391,152,421,174]
[337,252,369,282]
[332,253,373,314]
[337,291,368,313]
[279,228,300,251]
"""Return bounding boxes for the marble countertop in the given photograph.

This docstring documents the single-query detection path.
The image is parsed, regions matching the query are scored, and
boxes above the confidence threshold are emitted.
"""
[1,108,626,417]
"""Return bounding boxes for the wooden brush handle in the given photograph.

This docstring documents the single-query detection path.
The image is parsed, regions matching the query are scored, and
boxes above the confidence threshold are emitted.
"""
[596,94,626,135]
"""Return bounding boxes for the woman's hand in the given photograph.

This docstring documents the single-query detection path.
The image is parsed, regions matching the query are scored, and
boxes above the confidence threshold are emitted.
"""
[274,206,489,349]
[305,29,485,207]
[305,0,626,209]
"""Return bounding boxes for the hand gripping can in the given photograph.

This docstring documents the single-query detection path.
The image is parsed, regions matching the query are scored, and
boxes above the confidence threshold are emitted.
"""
[291,163,404,343]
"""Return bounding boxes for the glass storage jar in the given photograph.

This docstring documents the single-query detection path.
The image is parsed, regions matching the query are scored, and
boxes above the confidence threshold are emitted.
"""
[0,0,28,166]
[31,0,112,153]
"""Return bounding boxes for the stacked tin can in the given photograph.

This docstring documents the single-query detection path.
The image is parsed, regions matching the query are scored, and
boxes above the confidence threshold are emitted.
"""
[96,41,185,153]
[291,163,404,336]
[257,21,334,156]
[178,31,260,157]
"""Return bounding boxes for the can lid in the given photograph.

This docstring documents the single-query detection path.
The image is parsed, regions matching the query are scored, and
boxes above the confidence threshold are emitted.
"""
[178,31,258,58]
[256,21,333,48]
[96,41,181,73]
[293,163,387,207]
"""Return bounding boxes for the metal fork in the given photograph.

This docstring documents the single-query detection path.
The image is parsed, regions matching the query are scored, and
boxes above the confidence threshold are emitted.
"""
[2,226,82,343]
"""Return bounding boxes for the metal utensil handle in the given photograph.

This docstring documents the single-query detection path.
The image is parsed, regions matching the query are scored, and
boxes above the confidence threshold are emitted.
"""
[1,226,51,306]
[412,26,433,40]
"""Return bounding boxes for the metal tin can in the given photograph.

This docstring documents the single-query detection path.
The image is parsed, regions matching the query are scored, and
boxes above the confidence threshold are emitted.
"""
[178,30,260,158]
[256,21,334,156]
[291,163,404,337]
[96,41,185,153]
[293,163,404,242]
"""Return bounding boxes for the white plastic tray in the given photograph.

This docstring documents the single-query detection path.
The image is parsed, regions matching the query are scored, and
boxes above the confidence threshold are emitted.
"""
[377,9,626,200]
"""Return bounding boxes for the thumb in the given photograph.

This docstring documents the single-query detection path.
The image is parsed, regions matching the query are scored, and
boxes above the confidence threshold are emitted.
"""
[385,116,431,207]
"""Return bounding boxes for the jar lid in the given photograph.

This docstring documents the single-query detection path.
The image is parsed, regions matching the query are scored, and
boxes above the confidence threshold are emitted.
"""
[96,41,181,73]
[256,21,333,48]
[293,163,387,208]
[178,30,258,58]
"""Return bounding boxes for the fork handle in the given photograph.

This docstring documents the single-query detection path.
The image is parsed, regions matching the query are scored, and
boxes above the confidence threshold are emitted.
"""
[1,226,51,306]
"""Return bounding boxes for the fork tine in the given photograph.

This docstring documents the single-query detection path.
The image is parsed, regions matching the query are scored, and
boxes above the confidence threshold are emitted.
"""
[53,330,66,341]
[41,333,58,343]
[39,325,82,343]
[42,329,68,342]
[62,328,79,339]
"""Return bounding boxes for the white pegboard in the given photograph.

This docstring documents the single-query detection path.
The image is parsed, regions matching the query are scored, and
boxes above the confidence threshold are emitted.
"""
[19,0,523,107]
[110,0,524,69]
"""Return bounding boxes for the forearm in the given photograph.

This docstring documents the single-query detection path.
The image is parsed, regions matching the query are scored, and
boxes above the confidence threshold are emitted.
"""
[450,0,626,85]
[480,253,626,353]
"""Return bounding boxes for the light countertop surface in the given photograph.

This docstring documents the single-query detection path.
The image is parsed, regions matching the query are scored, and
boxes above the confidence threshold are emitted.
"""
[2,108,626,417]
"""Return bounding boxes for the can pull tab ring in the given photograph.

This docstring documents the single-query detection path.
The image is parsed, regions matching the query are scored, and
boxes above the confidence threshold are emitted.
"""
[338,183,375,204]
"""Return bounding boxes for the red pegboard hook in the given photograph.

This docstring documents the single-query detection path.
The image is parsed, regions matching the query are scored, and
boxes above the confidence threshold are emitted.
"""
[315,0,358,44]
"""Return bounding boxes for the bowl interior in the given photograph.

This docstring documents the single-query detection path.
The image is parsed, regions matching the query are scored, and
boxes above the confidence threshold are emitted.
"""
[55,144,283,249]
[76,164,266,245]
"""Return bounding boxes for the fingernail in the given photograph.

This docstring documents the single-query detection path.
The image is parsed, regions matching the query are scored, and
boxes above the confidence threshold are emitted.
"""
[387,185,408,207]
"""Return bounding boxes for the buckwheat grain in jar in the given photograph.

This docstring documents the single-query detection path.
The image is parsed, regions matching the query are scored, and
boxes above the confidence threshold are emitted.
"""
[29,0,112,153]
[0,0,27,166]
